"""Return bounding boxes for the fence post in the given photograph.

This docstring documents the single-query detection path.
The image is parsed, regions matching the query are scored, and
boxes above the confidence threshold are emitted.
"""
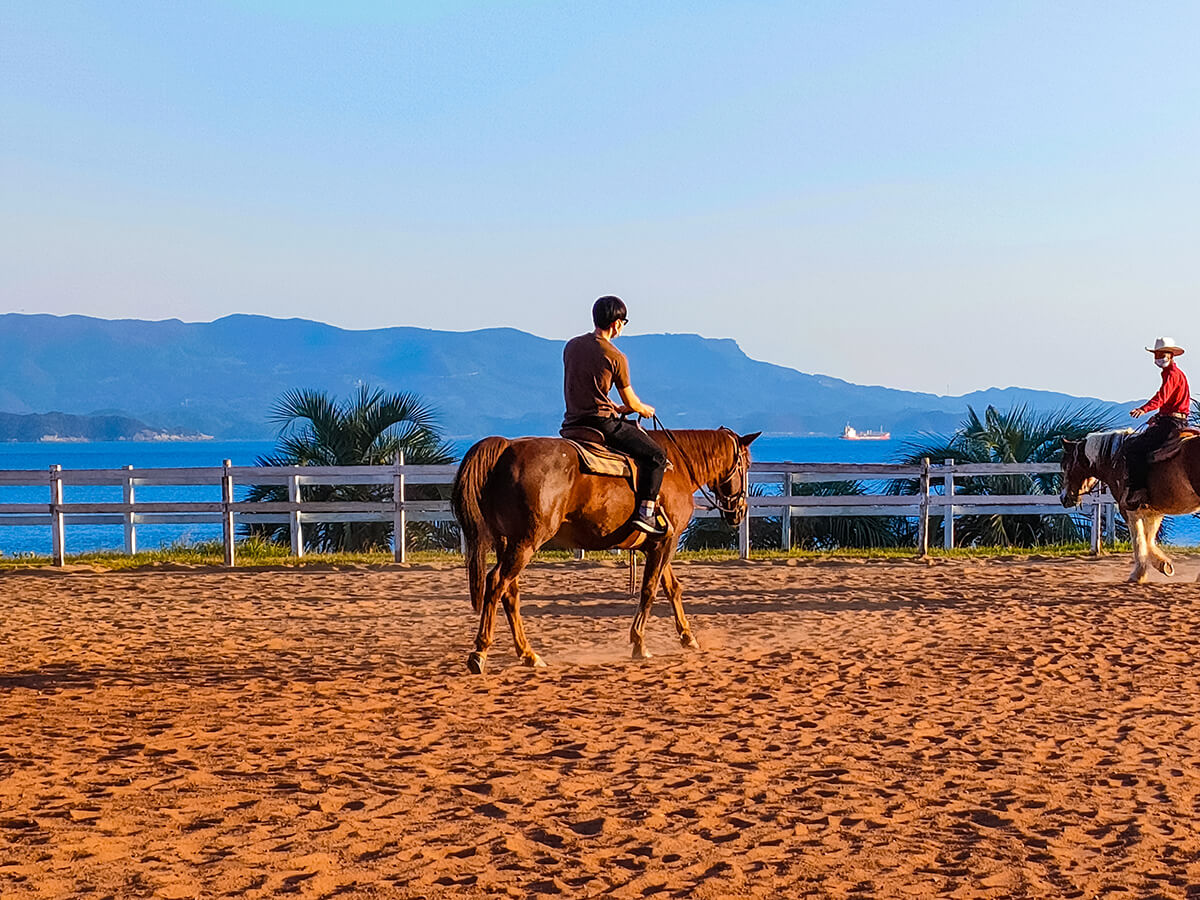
[393,452,406,564]
[1105,500,1116,542]
[288,473,303,558]
[943,459,954,550]
[222,459,235,568]
[50,464,64,566]
[781,472,792,552]
[738,506,751,560]
[917,458,931,557]
[1090,489,1102,555]
[123,465,137,555]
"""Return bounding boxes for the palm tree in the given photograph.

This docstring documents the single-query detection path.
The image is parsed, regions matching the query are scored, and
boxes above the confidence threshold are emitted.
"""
[244,385,458,553]
[892,403,1122,547]
[785,479,907,550]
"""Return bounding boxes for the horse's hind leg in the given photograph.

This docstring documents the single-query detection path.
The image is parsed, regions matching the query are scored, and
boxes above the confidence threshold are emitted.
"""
[467,540,508,673]
[472,535,511,643]
[468,540,540,674]
[661,563,700,651]
[468,573,503,674]
[501,573,545,669]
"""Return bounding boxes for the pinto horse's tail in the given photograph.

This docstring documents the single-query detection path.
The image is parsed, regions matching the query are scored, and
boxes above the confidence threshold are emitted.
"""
[452,436,510,612]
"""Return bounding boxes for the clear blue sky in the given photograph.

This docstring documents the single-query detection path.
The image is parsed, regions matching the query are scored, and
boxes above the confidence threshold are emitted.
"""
[3,1,1197,401]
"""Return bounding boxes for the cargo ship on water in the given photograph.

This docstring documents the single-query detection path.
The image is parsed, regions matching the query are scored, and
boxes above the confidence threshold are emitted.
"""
[842,424,891,441]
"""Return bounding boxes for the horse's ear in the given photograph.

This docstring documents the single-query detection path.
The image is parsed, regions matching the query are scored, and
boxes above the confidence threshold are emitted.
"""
[740,431,762,447]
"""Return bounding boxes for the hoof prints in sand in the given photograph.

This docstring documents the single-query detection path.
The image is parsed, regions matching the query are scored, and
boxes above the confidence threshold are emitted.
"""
[2,559,1200,897]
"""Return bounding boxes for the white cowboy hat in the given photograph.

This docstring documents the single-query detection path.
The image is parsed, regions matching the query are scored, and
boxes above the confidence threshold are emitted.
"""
[1146,337,1185,356]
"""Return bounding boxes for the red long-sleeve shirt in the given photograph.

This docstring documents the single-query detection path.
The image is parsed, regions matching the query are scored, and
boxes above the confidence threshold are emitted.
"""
[1138,362,1191,417]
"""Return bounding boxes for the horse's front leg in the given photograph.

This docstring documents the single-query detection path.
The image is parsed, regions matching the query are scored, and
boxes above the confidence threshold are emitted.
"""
[1126,510,1151,584]
[661,563,700,651]
[1145,514,1175,576]
[629,538,671,660]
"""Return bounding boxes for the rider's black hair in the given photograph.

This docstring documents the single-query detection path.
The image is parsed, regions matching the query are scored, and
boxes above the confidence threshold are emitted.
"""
[592,295,628,330]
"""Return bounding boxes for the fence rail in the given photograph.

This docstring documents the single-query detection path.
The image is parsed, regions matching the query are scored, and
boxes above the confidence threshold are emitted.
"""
[0,458,1114,565]
[746,459,1115,558]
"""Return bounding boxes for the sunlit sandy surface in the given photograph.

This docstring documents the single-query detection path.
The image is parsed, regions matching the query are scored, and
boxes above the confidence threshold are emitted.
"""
[3,555,1200,898]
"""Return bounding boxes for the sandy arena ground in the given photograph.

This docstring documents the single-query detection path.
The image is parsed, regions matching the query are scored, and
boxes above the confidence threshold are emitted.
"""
[3,555,1200,898]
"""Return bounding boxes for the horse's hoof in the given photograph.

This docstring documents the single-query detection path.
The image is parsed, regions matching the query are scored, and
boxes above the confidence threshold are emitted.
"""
[1162,561,1175,576]
[467,651,487,675]
[522,653,547,669]
[632,646,653,660]
[680,633,701,651]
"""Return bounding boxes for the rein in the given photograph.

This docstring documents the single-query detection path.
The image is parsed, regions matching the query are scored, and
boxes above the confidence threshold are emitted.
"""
[649,415,745,514]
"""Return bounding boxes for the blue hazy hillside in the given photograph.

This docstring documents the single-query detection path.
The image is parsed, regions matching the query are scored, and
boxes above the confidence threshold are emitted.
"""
[0,313,1130,440]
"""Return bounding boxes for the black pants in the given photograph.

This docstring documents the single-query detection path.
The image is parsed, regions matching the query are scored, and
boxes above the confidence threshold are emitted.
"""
[1126,415,1183,493]
[572,416,669,503]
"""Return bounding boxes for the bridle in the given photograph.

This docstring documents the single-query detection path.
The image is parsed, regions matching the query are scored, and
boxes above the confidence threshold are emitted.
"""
[1060,443,1100,507]
[650,416,747,518]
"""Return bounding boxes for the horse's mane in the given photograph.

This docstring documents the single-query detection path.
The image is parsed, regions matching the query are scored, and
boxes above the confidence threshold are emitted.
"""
[1083,428,1134,469]
[651,428,737,486]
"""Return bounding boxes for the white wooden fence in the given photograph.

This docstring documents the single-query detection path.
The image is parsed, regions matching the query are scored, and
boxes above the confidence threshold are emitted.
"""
[0,458,1114,566]
[740,459,1116,558]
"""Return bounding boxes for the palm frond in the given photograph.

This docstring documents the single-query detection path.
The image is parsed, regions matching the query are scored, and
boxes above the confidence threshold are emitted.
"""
[242,384,459,553]
[891,402,1123,547]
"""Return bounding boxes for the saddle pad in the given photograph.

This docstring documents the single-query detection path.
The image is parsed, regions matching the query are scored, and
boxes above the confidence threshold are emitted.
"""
[563,439,637,487]
[1150,428,1200,464]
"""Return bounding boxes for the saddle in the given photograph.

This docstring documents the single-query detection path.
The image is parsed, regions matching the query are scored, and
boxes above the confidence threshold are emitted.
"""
[1150,427,1200,464]
[559,425,637,490]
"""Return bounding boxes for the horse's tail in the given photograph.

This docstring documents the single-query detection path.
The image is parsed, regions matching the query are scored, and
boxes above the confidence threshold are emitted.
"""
[452,436,510,613]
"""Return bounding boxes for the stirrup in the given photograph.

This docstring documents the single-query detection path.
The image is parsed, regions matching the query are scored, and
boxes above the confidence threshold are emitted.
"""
[630,510,667,535]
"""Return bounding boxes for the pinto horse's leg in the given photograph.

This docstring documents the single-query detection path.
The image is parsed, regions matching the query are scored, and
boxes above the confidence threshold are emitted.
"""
[661,563,700,651]
[629,538,671,660]
[1127,510,1151,584]
[1145,514,1175,576]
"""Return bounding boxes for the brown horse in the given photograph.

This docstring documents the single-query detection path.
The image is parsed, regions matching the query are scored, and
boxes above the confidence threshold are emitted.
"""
[451,427,759,673]
[1060,429,1200,582]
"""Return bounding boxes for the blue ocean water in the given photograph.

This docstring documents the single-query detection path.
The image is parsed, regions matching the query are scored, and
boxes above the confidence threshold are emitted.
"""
[0,440,275,556]
[0,435,1193,554]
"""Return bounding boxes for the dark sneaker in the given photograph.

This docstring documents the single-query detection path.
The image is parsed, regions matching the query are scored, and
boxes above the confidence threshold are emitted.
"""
[630,510,667,535]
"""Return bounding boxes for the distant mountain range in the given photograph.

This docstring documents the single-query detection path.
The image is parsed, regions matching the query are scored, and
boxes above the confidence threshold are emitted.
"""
[0,313,1131,442]
[0,411,207,443]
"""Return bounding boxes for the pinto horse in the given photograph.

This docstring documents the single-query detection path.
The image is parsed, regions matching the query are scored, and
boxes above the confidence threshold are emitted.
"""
[451,427,759,673]
[1060,429,1200,583]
